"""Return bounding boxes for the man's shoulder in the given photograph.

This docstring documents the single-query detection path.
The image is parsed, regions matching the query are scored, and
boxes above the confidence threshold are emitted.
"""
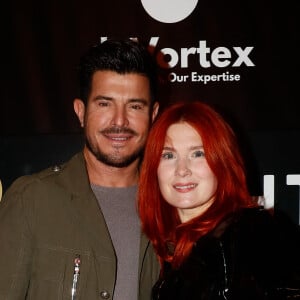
[4,152,84,197]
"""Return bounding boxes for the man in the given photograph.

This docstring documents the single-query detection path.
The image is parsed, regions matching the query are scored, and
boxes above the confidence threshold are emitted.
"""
[0,39,160,299]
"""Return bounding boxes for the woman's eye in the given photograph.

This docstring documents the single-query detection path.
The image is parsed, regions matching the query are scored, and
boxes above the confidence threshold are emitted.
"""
[192,150,205,158]
[161,152,174,160]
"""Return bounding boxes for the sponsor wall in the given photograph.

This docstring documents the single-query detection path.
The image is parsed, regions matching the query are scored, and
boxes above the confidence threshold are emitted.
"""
[1,0,300,224]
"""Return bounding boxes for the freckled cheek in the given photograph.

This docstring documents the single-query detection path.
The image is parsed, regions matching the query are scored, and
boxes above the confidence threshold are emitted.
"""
[157,177,171,202]
[195,162,214,176]
[157,165,167,186]
[206,171,218,191]
[157,164,175,185]
[157,165,164,184]
[206,168,217,181]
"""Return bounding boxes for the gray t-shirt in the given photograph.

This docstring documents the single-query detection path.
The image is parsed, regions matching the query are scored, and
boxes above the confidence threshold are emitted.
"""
[91,184,140,300]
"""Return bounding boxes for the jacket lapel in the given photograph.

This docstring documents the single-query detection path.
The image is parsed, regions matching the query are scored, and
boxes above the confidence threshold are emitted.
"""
[56,152,115,258]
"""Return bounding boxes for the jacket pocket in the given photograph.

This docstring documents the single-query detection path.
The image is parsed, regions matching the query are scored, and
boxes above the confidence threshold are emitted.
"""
[27,246,90,300]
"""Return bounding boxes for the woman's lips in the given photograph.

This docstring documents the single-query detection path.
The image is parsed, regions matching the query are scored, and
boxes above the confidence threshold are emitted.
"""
[173,183,198,192]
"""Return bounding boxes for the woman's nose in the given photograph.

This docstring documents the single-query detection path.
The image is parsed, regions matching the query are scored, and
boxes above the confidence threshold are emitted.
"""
[175,158,192,177]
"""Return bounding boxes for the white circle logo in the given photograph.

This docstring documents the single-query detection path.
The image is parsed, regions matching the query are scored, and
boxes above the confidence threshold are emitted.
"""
[141,0,198,23]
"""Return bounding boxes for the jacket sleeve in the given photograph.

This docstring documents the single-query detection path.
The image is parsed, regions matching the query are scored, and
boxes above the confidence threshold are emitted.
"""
[0,176,34,299]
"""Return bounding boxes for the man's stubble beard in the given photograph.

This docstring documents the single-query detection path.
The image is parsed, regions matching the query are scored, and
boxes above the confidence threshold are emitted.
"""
[85,136,144,168]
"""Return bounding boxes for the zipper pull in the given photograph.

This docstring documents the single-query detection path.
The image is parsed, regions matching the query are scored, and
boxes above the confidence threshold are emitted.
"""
[71,254,81,300]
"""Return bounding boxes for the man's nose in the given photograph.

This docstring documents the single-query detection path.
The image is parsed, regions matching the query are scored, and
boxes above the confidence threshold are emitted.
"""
[110,106,129,127]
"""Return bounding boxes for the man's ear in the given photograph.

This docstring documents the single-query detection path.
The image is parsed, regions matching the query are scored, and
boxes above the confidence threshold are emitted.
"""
[0,179,2,202]
[73,98,85,128]
[151,102,159,123]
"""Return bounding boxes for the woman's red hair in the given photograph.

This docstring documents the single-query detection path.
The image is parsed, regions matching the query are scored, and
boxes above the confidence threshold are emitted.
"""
[138,101,257,269]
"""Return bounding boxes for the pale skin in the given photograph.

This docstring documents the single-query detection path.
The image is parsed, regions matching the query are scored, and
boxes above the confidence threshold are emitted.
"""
[157,122,218,222]
[74,70,159,187]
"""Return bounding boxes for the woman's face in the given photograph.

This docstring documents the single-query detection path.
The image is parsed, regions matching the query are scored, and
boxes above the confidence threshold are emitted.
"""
[157,122,218,222]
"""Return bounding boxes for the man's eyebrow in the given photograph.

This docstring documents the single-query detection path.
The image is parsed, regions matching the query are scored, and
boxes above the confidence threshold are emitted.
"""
[93,96,149,105]
[94,95,112,101]
[128,98,149,105]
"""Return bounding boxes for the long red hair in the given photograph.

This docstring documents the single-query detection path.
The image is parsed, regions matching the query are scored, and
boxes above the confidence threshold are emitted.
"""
[138,101,257,269]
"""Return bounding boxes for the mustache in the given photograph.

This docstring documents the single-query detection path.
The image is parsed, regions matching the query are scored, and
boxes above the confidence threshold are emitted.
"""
[100,126,138,136]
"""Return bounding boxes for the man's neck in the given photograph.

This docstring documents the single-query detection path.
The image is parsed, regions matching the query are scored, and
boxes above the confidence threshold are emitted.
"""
[83,148,140,187]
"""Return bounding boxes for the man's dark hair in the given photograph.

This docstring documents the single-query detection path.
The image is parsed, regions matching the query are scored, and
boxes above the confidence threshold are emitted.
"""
[78,38,158,105]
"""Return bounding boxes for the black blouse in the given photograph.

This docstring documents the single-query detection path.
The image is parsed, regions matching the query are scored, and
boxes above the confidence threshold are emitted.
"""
[152,208,300,300]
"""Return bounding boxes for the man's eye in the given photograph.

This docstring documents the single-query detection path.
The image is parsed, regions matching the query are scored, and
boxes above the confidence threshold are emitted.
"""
[192,150,205,158]
[98,102,109,107]
[130,104,143,110]
[161,152,174,160]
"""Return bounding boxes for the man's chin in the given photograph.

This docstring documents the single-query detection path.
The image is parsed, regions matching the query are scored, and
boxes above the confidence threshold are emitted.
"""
[95,152,140,168]
[85,140,143,168]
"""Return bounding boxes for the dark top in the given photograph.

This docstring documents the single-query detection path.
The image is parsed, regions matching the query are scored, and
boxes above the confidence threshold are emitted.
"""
[153,207,300,300]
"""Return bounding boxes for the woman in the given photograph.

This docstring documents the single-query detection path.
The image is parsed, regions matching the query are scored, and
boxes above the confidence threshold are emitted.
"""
[138,101,300,300]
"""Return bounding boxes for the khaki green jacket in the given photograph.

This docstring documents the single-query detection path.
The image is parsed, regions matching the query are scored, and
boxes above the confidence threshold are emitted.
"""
[0,152,159,300]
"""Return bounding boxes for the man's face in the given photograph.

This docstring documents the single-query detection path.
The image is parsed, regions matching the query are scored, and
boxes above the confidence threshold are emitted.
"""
[75,70,158,168]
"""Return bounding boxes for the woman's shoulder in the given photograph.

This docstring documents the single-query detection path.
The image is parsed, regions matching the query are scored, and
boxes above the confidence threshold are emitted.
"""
[221,207,300,265]
[210,206,273,239]
[233,206,299,234]
[211,206,300,254]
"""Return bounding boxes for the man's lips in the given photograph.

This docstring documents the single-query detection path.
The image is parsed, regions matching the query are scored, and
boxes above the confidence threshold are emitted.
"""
[101,127,137,142]
[173,183,198,192]
[103,133,132,141]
